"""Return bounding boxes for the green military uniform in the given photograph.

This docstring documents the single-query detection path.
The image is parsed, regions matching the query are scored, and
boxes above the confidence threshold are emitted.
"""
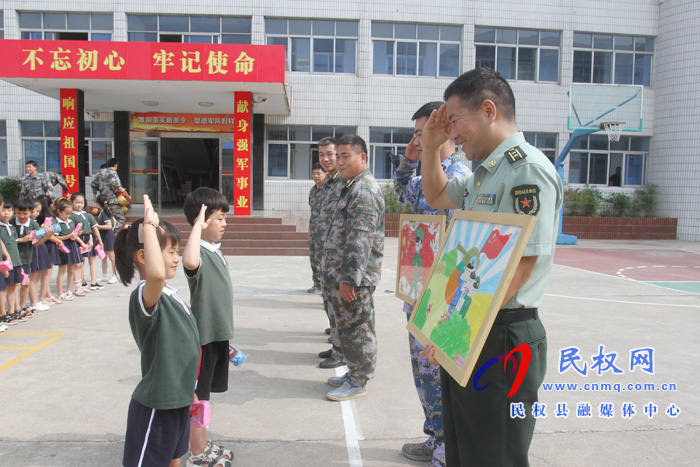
[13,218,40,266]
[47,171,69,194]
[91,167,126,230]
[129,281,200,409]
[442,132,562,467]
[321,168,385,387]
[19,172,52,199]
[307,182,325,289]
[314,171,345,360]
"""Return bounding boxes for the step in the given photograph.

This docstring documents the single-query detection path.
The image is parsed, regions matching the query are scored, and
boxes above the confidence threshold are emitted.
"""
[158,216,283,225]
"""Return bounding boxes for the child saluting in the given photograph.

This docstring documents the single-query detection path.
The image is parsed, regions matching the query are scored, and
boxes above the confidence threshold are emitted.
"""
[117,195,200,467]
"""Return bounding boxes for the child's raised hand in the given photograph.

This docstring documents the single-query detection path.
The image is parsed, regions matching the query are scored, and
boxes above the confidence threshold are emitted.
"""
[143,195,159,226]
[195,204,210,229]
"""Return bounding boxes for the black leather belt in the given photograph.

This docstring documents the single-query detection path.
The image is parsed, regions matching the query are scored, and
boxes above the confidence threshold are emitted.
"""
[494,307,538,324]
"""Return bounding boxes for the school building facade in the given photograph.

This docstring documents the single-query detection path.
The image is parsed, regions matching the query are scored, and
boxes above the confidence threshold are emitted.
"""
[0,0,698,240]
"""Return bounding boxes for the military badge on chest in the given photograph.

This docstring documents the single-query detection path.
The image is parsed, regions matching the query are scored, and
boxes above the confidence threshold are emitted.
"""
[476,193,496,205]
[511,185,540,215]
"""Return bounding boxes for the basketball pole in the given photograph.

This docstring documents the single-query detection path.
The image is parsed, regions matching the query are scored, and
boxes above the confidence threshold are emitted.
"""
[555,128,598,245]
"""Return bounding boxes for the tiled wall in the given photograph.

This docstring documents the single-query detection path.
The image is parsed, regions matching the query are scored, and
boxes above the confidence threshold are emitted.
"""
[651,0,700,241]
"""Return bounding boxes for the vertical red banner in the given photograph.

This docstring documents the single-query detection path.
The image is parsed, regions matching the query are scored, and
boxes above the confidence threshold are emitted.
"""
[60,89,79,196]
[233,92,252,216]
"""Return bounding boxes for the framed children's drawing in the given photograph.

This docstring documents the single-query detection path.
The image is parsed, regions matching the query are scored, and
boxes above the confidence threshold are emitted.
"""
[407,211,536,387]
[395,214,446,305]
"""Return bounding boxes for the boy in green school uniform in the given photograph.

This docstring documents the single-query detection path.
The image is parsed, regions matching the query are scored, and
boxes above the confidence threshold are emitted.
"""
[182,187,234,467]
[0,200,25,319]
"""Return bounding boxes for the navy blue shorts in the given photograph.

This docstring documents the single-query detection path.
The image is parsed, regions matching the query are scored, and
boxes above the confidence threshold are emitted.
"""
[5,265,23,286]
[195,340,229,401]
[122,399,191,467]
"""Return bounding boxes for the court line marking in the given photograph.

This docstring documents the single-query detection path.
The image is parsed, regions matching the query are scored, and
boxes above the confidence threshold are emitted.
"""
[336,365,364,467]
[555,263,699,296]
[546,294,700,309]
[0,332,65,373]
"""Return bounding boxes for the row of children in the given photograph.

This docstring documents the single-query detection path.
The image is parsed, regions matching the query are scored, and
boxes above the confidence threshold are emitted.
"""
[0,192,118,330]
[119,188,235,467]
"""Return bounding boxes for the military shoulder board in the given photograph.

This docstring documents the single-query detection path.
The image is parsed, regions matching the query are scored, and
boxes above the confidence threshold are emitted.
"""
[505,146,527,164]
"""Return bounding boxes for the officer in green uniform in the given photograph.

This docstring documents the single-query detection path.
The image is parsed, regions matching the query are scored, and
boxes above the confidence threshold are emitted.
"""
[419,68,563,466]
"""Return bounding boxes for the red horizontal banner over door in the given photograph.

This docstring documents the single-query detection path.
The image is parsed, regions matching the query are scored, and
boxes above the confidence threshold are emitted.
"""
[0,39,285,83]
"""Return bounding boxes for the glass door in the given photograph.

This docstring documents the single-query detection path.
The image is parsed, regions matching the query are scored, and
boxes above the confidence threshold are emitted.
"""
[221,140,234,204]
[130,138,160,207]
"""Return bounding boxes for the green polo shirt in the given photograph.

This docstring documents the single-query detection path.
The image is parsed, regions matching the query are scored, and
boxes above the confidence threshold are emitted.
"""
[0,222,21,267]
[70,211,97,234]
[129,281,200,410]
[13,218,40,266]
[445,132,563,309]
[185,241,234,346]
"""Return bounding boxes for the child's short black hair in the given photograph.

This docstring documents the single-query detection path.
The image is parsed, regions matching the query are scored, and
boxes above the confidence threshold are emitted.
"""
[114,219,180,286]
[183,187,229,226]
[54,198,72,214]
[15,198,35,211]
[70,192,85,202]
[2,199,14,210]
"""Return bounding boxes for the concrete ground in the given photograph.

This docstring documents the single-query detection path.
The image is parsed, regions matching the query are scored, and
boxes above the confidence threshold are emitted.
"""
[0,238,698,466]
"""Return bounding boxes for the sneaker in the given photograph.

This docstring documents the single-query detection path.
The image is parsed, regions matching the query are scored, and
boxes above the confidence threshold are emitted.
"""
[31,302,49,311]
[90,283,104,290]
[108,275,118,284]
[402,442,433,461]
[307,285,321,293]
[319,355,346,369]
[318,348,332,359]
[186,451,231,467]
[0,323,7,333]
[326,381,367,401]
[327,372,350,388]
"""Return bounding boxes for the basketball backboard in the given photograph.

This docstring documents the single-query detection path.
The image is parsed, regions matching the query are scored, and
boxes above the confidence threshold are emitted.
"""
[568,83,643,132]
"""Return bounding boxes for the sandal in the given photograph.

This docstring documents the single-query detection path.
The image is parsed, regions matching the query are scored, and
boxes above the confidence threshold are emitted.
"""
[186,451,231,467]
[206,441,233,462]
[11,312,27,323]
[73,288,85,297]
[0,314,18,325]
[49,296,63,304]
[59,292,75,301]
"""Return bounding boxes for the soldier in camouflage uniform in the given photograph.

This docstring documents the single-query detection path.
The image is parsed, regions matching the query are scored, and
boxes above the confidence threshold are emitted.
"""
[392,102,472,467]
[90,158,126,231]
[322,135,385,401]
[20,161,52,199]
[307,162,327,293]
[314,137,347,369]
[47,171,69,194]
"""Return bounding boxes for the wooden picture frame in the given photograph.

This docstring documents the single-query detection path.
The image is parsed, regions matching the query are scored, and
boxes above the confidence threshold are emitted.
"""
[395,214,446,305]
[407,211,536,387]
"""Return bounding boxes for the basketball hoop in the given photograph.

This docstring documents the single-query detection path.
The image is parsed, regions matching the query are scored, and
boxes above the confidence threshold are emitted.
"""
[600,121,624,142]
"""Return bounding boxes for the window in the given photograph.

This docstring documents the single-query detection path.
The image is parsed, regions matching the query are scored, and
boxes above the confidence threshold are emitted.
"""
[369,127,414,179]
[0,121,7,176]
[372,22,461,77]
[265,125,357,179]
[573,33,653,86]
[0,12,4,39]
[84,122,114,175]
[523,132,558,164]
[21,121,61,173]
[475,27,560,82]
[19,12,113,40]
[127,15,251,44]
[265,19,358,73]
[568,134,649,186]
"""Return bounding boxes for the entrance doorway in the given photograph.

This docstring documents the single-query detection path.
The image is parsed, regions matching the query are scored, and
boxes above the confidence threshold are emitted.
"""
[160,137,219,207]
[131,134,232,209]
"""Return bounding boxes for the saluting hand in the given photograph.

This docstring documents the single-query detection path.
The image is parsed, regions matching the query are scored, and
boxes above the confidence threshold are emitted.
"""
[422,105,451,151]
[194,204,211,230]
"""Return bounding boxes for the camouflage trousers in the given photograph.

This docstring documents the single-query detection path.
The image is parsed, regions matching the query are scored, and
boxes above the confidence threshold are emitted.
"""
[308,229,321,289]
[405,302,445,467]
[106,198,127,231]
[320,277,343,360]
[328,286,377,387]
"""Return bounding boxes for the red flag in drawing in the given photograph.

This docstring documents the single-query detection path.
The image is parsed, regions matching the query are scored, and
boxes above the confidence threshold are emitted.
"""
[481,229,511,259]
